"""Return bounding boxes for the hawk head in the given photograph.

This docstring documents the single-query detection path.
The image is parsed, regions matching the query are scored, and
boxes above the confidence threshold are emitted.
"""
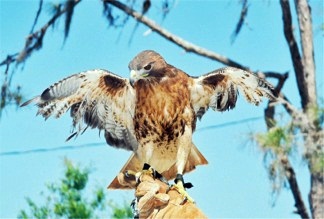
[129,50,168,86]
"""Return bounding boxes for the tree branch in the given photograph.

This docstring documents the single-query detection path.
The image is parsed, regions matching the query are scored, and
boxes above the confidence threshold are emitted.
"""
[103,0,250,70]
[0,0,81,67]
[280,0,310,110]
[262,72,289,128]
[29,0,43,34]
[281,156,310,219]
[260,71,311,219]
[231,0,249,44]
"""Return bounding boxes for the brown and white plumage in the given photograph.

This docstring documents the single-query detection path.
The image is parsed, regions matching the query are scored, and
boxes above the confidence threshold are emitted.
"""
[190,67,276,119]
[22,69,138,151]
[22,50,276,190]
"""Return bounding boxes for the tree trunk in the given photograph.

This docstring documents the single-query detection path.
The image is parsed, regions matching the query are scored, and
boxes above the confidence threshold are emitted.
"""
[309,173,324,219]
[281,0,323,218]
[294,0,317,110]
[293,0,323,218]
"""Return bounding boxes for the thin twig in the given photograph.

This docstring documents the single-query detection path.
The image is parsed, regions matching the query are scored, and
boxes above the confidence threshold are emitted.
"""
[30,0,43,34]
[0,0,81,67]
[263,72,289,128]
[231,0,249,44]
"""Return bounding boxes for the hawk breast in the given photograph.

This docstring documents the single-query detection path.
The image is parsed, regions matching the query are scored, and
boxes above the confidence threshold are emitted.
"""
[133,72,194,147]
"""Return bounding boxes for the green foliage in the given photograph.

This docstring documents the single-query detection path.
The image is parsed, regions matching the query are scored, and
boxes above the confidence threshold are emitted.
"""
[17,159,133,219]
[108,201,133,219]
[256,125,294,154]
[253,124,296,198]
[19,197,51,218]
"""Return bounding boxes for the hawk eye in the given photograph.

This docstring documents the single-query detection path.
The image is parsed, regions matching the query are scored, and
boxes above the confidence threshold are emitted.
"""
[144,64,152,71]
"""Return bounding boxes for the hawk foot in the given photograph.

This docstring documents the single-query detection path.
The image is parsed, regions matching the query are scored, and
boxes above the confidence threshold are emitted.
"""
[171,174,195,204]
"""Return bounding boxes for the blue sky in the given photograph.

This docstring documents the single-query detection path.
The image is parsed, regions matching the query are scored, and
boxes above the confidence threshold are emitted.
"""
[0,0,323,218]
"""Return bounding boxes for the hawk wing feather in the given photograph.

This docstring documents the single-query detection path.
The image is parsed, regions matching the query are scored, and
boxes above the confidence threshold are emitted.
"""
[190,67,277,118]
[22,69,138,151]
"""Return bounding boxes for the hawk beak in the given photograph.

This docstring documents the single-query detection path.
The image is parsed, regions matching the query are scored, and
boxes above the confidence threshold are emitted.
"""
[130,78,135,87]
[130,70,138,87]
[130,69,149,87]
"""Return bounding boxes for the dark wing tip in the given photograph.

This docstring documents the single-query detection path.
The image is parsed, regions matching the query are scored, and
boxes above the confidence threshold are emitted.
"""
[40,88,52,101]
[258,78,278,99]
[65,132,77,142]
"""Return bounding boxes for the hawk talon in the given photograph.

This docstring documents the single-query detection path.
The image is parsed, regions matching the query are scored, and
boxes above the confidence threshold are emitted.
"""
[125,170,137,178]
[184,182,193,189]
[174,174,194,189]
[140,163,155,178]
[172,174,195,203]
[171,183,195,204]
[142,163,151,170]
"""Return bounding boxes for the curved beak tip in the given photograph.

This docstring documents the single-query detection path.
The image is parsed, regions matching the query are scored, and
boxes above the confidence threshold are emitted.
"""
[130,78,135,87]
[129,70,137,87]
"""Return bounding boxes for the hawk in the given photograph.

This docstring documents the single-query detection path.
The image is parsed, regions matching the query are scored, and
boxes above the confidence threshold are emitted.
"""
[22,50,276,202]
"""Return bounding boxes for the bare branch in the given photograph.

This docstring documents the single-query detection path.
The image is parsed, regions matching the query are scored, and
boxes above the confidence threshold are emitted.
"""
[103,0,250,70]
[280,156,310,219]
[128,0,151,45]
[280,0,310,110]
[29,0,43,34]
[260,70,311,219]
[262,72,289,128]
[0,0,81,67]
[258,71,288,80]
[231,0,249,44]
[64,0,78,39]
[0,0,81,113]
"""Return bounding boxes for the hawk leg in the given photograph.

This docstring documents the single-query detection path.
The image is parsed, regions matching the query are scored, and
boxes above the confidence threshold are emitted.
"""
[171,174,195,203]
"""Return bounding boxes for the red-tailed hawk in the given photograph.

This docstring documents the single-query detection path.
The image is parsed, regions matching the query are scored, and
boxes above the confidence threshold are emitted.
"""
[22,50,276,202]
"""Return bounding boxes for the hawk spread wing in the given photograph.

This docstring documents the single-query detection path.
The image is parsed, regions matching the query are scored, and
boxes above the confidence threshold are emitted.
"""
[22,69,138,151]
[23,50,277,195]
[190,67,276,119]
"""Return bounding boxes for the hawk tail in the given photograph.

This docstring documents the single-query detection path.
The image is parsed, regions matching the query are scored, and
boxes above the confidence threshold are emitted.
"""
[107,144,208,189]
[162,143,208,179]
